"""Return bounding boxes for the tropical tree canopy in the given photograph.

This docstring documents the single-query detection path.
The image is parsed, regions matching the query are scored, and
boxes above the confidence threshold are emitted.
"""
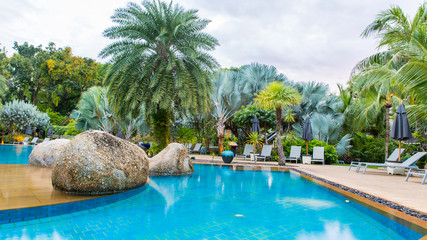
[254,81,302,165]
[100,0,219,149]
[100,0,219,118]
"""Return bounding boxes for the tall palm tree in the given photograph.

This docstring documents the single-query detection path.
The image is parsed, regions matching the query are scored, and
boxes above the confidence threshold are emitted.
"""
[349,3,426,159]
[254,82,302,165]
[100,0,219,149]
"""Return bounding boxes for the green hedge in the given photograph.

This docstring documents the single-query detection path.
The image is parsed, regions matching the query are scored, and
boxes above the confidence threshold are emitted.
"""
[282,139,338,164]
[350,132,425,168]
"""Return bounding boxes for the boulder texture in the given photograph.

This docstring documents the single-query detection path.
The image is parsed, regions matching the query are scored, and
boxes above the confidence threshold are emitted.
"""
[29,139,70,168]
[52,130,149,195]
[149,143,194,176]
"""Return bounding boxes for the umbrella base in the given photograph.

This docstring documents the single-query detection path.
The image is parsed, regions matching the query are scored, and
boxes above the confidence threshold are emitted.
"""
[386,161,405,175]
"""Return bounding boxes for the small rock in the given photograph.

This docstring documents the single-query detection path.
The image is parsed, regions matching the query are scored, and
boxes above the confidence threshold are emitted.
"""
[29,139,70,168]
[149,143,194,176]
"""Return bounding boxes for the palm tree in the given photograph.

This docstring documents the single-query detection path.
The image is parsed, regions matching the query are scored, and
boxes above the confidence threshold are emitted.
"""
[349,3,426,160]
[73,86,116,133]
[254,82,302,165]
[100,0,219,149]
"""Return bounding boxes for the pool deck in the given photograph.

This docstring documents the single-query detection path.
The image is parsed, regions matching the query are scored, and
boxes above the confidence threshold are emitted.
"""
[0,164,98,211]
[191,155,427,216]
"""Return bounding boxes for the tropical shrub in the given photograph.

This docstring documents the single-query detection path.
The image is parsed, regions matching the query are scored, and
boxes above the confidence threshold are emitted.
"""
[282,138,338,164]
[46,109,67,125]
[0,100,50,132]
[176,126,196,144]
[63,119,83,136]
[233,105,275,134]
[52,125,67,135]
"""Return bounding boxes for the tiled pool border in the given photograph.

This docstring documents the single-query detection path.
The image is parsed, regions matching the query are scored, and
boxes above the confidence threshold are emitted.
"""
[194,162,427,238]
[0,183,149,225]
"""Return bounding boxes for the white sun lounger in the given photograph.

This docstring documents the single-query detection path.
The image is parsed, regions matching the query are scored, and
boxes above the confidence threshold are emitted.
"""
[29,137,39,145]
[286,146,301,163]
[311,147,325,165]
[255,145,273,163]
[236,144,255,161]
[359,152,427,174]
[189,143,202,153]
[349,148,405,171]
[405,169,427,185]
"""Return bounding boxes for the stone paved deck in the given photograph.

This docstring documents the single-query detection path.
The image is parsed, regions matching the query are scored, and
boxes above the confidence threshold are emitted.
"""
[191,154,427,215]
[0,165,98,210]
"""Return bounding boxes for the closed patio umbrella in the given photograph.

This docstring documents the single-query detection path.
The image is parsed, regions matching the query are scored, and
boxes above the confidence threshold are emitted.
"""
[117,128,123,139]
[302,115,313,155]
[390,103,412,161]
[25,124,32,135]
[47,124,53,137]
[252,115,260,134]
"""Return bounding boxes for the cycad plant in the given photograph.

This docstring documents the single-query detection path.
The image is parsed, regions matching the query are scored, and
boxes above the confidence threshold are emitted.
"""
[246,132,264,153]
[254,82,302,165]
[100,0,219,149]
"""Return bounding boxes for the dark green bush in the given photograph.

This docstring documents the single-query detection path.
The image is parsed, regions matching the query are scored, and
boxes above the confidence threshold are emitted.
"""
[349,132,425,167]
[282,139,338,164]
[52,125,67,135]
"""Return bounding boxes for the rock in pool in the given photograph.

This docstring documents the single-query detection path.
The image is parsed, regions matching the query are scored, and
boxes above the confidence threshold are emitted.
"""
[29,139,70,168]
[52,130,149,195]
[150,143,194,176]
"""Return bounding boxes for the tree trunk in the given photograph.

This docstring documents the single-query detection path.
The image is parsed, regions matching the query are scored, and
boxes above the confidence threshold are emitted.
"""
[276,107,285,165]
[217,123,225,154]
[152,108,170,151]
[384,102,392,161]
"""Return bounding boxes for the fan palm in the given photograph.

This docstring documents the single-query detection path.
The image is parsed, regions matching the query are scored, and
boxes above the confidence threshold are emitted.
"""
[100,0,219,149]
[254,82,302,165]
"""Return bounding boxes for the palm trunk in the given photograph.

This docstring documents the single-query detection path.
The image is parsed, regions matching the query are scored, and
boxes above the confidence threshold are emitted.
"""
[152,108,170,151]
[217,124,224,154]
[276,107,285,165]
[384,102,392,161]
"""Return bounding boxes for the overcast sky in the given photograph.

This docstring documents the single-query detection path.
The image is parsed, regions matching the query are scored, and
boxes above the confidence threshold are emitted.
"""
[0,0,422,93]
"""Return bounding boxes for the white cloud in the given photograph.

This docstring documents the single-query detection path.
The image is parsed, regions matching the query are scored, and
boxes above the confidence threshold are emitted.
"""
[0,0,421,93]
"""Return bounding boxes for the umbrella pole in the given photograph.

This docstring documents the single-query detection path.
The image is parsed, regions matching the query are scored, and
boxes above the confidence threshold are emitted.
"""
[306,140,308,155]
[398,140,401,162]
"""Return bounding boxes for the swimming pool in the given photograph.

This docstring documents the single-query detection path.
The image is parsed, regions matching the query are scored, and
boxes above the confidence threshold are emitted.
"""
[0,145,33,164]
[0,164,423,239]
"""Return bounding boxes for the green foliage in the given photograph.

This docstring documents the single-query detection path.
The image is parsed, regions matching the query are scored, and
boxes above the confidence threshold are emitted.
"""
[73,86,115,132]
[151,108,170,150]
[233,105,275,132]
[2,134,13,143]
[63,119,83,136]
[245,132,264,153]
[0,100,50,132]
[176,126,196,143]
[5,42,102,115]
[350,132,425,167]
[101,0,219,118]
[46,109,67,125]
[282,138,338,164]
[52,125,67,135]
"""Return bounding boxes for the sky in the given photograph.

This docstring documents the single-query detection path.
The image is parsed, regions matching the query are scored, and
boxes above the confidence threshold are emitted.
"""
[0,0,422,93]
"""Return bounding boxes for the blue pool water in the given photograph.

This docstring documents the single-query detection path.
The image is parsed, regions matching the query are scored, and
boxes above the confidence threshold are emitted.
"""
[0,165,423,239]
[0,145,33,164]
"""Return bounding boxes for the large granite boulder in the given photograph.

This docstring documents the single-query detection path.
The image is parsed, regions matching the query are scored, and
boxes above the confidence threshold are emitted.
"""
[150,143,194,176]
[52,130,149,195]
[29,139,70,168]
